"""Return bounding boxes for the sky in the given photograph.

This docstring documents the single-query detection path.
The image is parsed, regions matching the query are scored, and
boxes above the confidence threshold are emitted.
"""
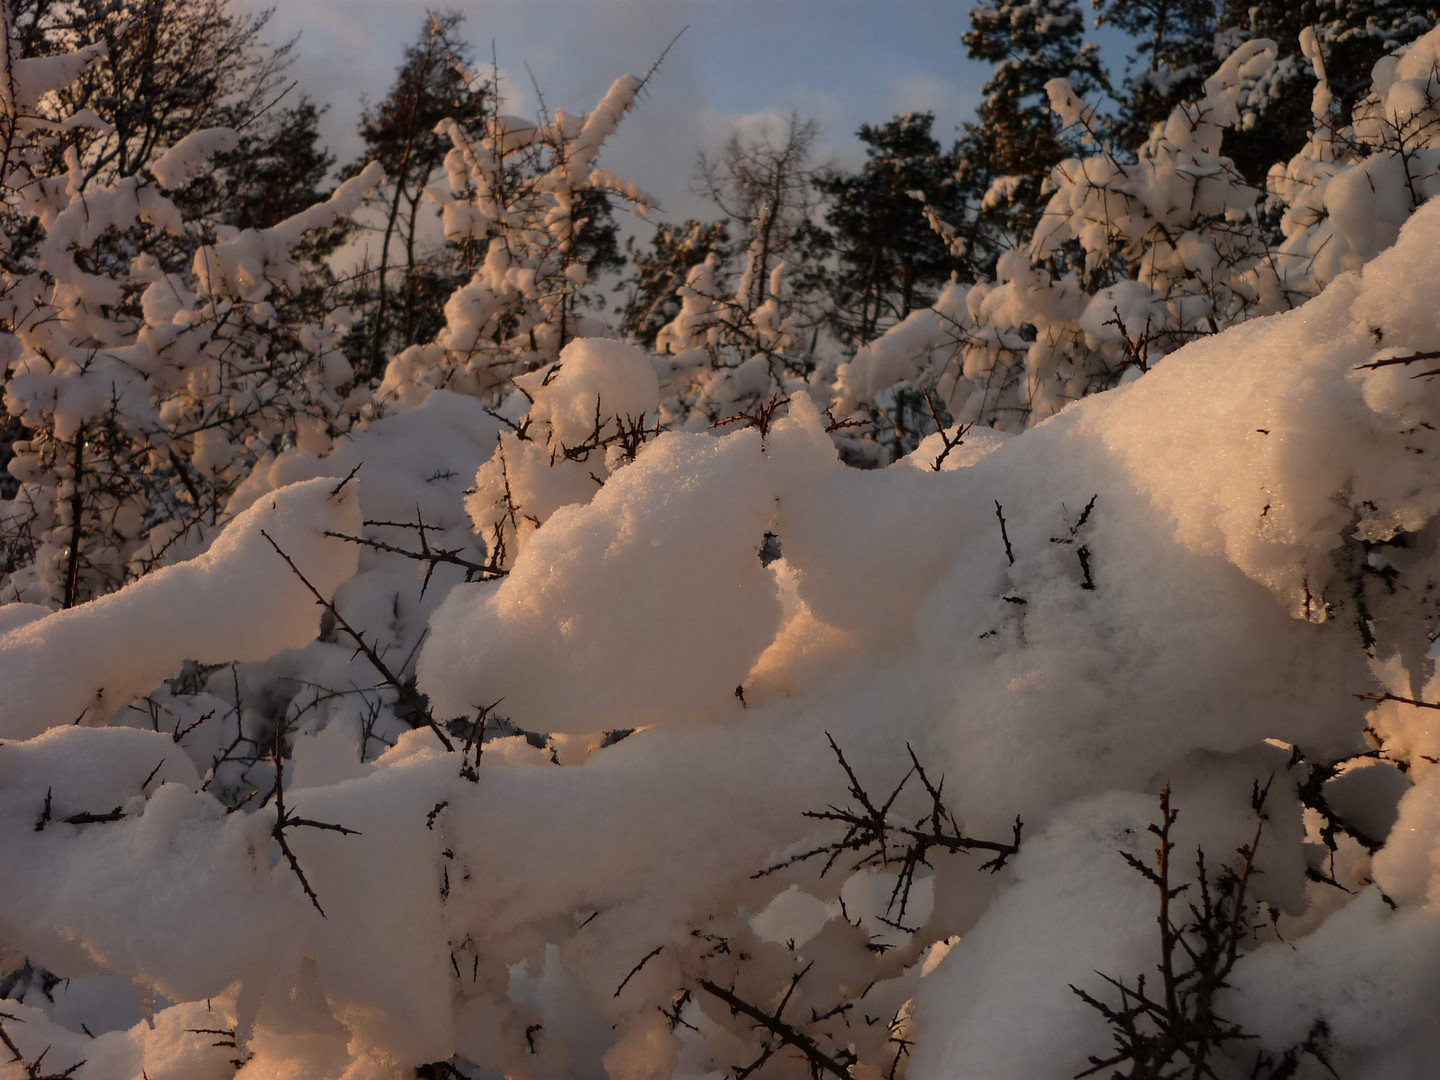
[241,0,1002,228]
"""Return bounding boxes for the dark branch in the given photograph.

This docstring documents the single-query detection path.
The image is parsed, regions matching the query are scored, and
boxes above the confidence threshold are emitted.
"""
[261,529,454,751]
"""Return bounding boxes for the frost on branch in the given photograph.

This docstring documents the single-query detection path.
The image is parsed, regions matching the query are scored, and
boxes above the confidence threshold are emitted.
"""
[464,337,662,568]
[0,476,359,740]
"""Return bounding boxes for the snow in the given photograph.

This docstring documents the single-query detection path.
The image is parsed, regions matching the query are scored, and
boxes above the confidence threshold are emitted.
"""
[517,338,661,450]
[424,425,790,732]
[0,477,359,739]
[8,21,1440,1080]
[149,129,240,189]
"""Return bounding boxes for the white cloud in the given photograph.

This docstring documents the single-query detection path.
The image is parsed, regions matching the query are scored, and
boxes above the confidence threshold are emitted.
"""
[238,0,992,227]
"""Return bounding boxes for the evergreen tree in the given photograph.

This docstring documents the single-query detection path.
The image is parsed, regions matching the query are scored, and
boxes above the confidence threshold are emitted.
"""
[229,99,342,325]
[959,0,1109,267]
[571,189,626,284]
[819,112,968,348]
[213,100,336,234]
[1218,0,1439,183]
[619,218,730,348]
[344,13,623,380]
[4,0,329,244]
[1094,0,1220,151]
[0,0,337,496]
[343,11,489,381]
[176,96,340,298]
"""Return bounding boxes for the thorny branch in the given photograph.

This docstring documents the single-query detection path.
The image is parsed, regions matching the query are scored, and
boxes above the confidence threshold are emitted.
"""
[268,722,360,918]
[325,512,504,597]
[32,756,165,832]
[921,389,970,472]
[550,400,664,469]
[1288,743,1393,888]
[0,1009,85,1078]
[994,500,1014,566]
[1107,308,1154,374]
[1356,690,1440,711]
[758,735,1021,927]
[1052,494,1099,591]
[33,787,124,831]
[1073,781,1334,1080]
[698,963,858,1080]
[615,945,664,998]
[823,407,866,434]
[1355,349,1440,377]
[260,528,455,752]
[713,394,792,440]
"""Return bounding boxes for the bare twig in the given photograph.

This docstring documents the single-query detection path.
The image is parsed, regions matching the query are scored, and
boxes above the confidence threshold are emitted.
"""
[698,964,856,1080]
[758,735,1021,926]
[994,500,1014,566]
[823,408,866,434]
[1107,307,1153,374]
[260,529,454,751]
[323,523,502,597]
[1071,781,1323,1080]
[921,389,970,472]
[712,395,791,440]
[1356,690,1440,710]
[1356,349,1440,377]
[615,945,664,998]
[269,723,360,918]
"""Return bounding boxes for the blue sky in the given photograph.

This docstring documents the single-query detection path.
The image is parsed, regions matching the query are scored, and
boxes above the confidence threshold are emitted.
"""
[249,0,1008,222]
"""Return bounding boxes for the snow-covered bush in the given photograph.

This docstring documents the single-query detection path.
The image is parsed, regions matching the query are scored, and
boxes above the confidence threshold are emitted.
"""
[466,337,662,567]
[837,24,1440,448]
[1270,23,1440,294]
[0,15,381,605]
[376,69,656,411]
[651,250,815,432]
[9,14,1440,1080]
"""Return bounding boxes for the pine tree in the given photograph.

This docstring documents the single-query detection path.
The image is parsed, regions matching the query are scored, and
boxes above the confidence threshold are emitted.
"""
[1094,0,1220,151]
[175,96,340,303]
[1,0,333,263]
[820,112,968,348]
[959,0,1109,265]
[571,189,625,283]
[0,0,337,304]
[619,219,730,348]
[1218,0,1439,184]
[0,0,337,496]
[344,13,623,381]
[211,100,335,234]
[343,11,489,381]
[13,0,294,190]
